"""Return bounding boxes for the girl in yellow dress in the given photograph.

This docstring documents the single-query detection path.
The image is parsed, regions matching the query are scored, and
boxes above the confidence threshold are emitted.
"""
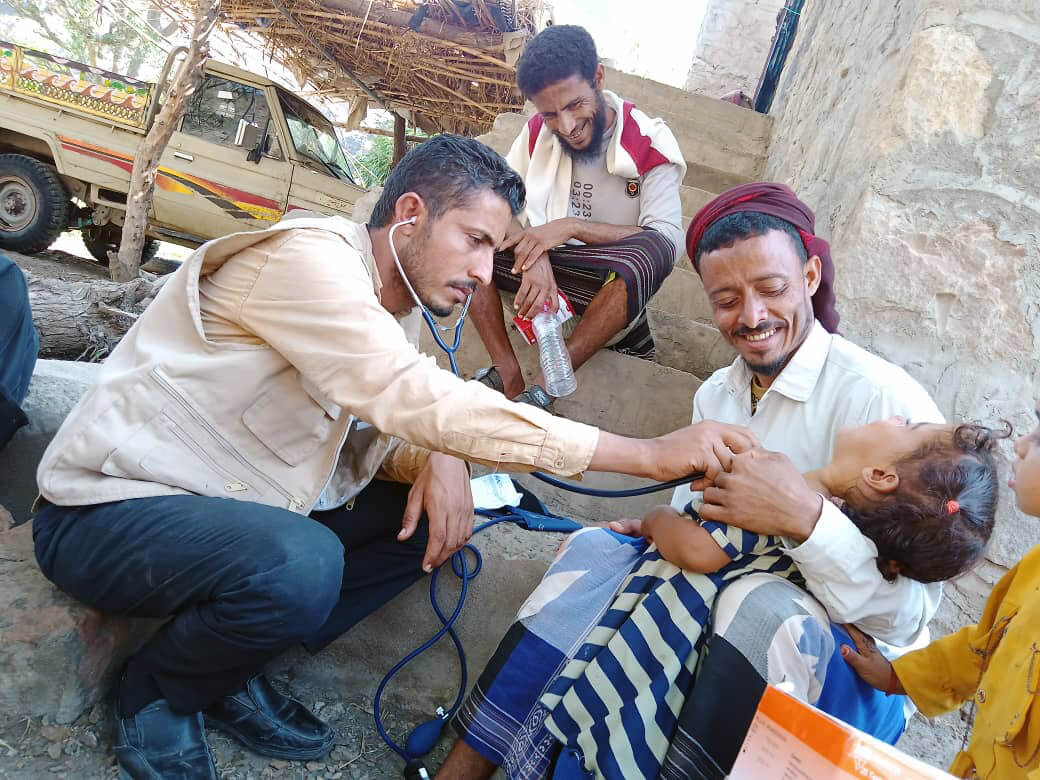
[843,401,1040,779]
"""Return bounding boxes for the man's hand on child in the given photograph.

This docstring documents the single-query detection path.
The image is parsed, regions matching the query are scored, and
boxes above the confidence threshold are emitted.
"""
[841,624,905,695]
[698,448,822,541]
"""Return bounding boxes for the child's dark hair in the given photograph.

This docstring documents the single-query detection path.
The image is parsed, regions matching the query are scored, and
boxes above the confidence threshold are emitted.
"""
[845,422,1009,583]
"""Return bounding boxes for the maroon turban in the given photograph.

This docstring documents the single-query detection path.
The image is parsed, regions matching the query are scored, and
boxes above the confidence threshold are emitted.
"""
[686,182,840,333]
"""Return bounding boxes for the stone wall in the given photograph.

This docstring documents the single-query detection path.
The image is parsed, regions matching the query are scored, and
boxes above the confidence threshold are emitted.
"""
[765,0,1040,763]
[683,0,787,97]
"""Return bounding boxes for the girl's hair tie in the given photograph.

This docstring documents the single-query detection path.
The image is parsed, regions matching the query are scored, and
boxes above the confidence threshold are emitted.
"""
[945,499,960,515]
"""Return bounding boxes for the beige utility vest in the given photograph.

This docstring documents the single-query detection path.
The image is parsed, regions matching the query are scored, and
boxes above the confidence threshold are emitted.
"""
[37,216,419,513]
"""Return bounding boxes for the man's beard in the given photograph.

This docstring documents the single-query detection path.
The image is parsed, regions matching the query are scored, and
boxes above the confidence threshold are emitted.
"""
[736,298,815,378]
[397,224,472,317]
[744,352,789,378]
[556,91,608,162]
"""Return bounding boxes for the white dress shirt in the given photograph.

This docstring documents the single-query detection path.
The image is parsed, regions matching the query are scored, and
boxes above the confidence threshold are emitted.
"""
[671,321,945,651]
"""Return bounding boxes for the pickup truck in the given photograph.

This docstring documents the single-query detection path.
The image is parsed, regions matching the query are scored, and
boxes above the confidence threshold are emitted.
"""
[0,41,367,262]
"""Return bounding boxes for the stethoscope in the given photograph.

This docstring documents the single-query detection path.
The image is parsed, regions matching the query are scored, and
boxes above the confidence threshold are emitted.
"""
[388,217,469,377]
[386,216,697,493]
[377,218,703,779]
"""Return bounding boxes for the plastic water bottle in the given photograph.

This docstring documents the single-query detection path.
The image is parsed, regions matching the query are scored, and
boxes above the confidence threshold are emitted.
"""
[532,303,576,398]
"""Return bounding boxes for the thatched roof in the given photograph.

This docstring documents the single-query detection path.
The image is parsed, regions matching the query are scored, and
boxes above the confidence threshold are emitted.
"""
[161,0,546,135]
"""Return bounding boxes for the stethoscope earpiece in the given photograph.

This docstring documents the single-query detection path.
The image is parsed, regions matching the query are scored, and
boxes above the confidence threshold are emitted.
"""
[387,218,470,375]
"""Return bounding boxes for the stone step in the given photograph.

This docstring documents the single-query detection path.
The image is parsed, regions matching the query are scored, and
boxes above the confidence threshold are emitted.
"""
[644,267,734,377]
[648,310,734,379]
[420,312,702,439]
[0,359,105,524]
[604,68,771,181]
[0,521,165,724]
[682,162,755,194]
[681,185,714,220]
[651,265,714,325]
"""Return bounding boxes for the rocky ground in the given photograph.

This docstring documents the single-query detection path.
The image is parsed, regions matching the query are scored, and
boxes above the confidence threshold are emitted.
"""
[0,669,966,780]
[0,684,453,779]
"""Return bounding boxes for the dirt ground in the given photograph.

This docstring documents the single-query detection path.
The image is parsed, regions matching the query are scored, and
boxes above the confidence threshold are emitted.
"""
[11,232,187,283]
[0,684,450,780]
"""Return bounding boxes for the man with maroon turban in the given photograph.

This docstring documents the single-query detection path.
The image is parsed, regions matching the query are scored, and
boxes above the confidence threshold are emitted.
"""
[437,183,945,780]
[656,181,942,779]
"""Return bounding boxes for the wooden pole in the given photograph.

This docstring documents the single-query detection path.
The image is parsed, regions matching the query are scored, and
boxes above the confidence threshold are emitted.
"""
[110,0,220,282]
[391,113,408,168]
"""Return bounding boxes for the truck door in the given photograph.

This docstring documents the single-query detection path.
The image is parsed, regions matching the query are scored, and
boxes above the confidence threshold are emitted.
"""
[153,74,290,242]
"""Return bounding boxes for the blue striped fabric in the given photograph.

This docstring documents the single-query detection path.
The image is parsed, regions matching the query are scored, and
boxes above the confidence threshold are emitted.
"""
[540,519,802,780]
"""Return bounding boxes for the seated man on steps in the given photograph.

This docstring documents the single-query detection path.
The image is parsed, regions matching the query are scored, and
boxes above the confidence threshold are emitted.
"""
[30,135,753,780]
[470,24,686,408]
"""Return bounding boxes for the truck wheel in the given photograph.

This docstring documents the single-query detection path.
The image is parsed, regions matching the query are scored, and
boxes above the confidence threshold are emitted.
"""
[0,154,70,254]
[81,224,159,266]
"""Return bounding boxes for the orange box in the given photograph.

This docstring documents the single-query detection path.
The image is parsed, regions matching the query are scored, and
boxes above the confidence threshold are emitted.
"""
[730,686,954,779]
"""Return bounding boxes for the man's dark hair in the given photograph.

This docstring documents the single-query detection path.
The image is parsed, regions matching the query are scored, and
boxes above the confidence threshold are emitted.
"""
[695,212,808,266]
[368,134,525,228]
[515,25,598,98]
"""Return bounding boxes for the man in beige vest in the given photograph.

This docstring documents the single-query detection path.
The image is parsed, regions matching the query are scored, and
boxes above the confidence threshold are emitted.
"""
[32,135,752,779]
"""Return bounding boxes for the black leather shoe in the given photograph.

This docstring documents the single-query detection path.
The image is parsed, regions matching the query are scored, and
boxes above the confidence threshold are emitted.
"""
[114,700,218,780]
[203,675,333,760]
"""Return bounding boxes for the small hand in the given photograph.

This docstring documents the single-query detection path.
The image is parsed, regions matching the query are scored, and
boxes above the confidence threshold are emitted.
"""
[513,253,559,319]
[610,505,682,541]
[399,453,474,572]
[698,448,823,540]
[608,516,644,537]
[841,624,902,694]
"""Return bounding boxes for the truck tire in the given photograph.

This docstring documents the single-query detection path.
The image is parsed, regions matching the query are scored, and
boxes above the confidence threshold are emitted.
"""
[81,223,159,266]
[0,153,70,254]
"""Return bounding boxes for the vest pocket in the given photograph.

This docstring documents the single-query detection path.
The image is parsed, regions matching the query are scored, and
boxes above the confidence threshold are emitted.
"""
[242,368,335,466]
[102,411,255,497]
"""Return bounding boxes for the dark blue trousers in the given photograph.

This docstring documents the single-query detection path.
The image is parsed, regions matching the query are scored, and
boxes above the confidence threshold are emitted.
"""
[33,480,428,714]
[0,253,37,448]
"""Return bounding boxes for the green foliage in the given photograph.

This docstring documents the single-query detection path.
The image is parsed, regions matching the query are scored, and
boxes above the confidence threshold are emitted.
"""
[355,135,393,189]
[9,0,168,78]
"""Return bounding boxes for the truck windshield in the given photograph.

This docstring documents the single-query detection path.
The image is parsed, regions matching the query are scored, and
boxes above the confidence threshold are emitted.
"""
[277,90,357,184]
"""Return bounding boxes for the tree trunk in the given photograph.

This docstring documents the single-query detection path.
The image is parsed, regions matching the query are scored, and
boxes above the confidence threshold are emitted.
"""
[391,113,408,169]
[25,271,159,361]
[110,0,221,282]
